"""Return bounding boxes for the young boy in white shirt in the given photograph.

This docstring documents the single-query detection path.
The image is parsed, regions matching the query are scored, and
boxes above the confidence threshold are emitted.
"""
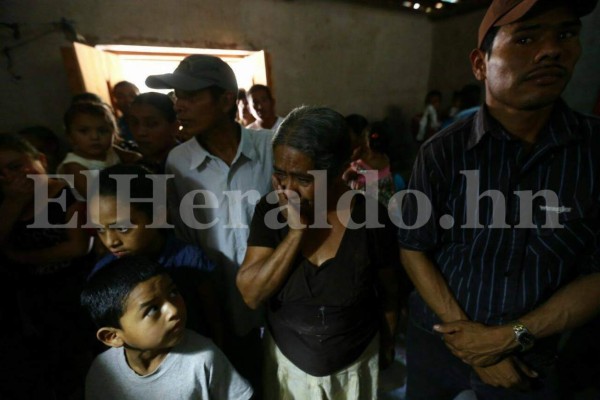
[81,256,253,400]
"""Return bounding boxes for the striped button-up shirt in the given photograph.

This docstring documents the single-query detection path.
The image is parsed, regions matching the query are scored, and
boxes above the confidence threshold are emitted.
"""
[398,100,600,329]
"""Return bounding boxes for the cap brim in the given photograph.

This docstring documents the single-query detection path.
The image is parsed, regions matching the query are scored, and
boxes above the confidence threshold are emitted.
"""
[145,72,213,91]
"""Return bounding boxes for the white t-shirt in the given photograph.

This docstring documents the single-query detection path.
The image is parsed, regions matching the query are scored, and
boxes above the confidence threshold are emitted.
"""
[165,126,273,336]
[85,330,253,400]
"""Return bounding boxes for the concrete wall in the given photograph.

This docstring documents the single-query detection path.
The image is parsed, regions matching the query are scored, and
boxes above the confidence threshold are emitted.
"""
[2,0,598,138]
[0,0,433,136]
[429,9,484,108]
[564,8,600,113]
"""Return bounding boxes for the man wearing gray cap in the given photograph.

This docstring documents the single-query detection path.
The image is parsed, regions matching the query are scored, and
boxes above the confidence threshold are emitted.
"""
[398,0,600,398]
[146,55,273,390]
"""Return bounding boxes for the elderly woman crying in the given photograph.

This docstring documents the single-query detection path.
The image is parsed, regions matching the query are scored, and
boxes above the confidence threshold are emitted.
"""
[236,106,402,399]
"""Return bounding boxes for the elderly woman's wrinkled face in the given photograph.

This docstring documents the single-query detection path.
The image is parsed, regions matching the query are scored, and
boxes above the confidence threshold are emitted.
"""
[272,145,318,213]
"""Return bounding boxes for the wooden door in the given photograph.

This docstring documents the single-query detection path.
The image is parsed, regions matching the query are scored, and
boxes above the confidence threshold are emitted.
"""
[61,42,125,106]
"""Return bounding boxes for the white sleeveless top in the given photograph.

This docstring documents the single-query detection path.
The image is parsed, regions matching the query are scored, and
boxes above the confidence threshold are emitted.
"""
[56,148,121,173]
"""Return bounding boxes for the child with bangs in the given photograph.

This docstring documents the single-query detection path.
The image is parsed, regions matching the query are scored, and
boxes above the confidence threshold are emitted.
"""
[57,102,141,198]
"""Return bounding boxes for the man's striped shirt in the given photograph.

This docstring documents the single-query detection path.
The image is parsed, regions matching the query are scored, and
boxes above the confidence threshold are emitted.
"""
[398,100,600,329]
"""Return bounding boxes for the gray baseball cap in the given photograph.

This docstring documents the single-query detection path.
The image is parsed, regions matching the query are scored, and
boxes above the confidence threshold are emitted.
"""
[145,54,238,92]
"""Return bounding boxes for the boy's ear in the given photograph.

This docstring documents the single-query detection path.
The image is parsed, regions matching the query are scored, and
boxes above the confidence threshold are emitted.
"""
[97,327,125,348]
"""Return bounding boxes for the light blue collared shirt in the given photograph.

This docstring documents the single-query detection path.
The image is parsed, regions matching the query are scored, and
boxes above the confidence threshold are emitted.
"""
[166,126,274,335]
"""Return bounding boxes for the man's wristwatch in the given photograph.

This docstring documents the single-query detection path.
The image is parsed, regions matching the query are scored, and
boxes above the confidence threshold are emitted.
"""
[512,322,535,352]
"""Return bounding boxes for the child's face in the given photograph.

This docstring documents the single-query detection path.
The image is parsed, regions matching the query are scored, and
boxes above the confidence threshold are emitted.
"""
[0,149,47,191]
[118,274,187,351]
[68,113,114,161]
[129,103,178,159]
[92,195,164,259]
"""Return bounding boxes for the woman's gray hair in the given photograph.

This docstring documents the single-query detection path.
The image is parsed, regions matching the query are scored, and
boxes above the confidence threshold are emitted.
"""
[273,106,351,179]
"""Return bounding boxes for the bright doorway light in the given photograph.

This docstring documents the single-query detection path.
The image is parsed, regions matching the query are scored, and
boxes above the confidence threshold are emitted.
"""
[96,45,266,94]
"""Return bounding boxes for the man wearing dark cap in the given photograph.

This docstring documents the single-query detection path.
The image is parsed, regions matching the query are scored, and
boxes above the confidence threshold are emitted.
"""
[146,55,273,391]
[398,0,600,398]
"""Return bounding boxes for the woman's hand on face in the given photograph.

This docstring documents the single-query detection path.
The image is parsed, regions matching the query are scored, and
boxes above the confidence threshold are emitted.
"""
[272,175,308,231]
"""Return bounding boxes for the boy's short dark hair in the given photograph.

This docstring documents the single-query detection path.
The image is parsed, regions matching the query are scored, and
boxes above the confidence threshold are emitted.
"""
[98,164,156,220]
[81,256,166,329]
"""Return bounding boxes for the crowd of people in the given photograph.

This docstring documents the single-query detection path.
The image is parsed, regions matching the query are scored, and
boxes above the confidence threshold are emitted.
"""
[1,0,599,399]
